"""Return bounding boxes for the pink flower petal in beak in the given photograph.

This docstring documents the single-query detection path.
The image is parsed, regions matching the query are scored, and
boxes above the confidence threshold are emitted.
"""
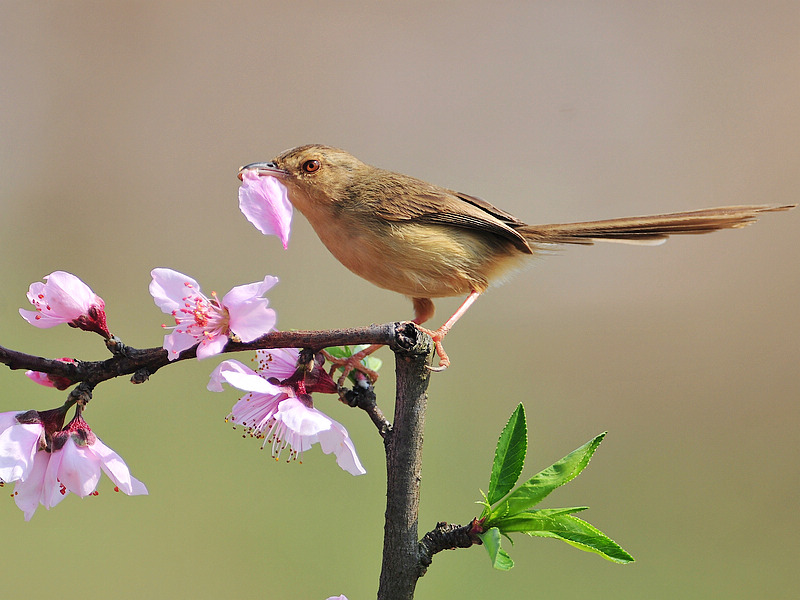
[239,170,292,249]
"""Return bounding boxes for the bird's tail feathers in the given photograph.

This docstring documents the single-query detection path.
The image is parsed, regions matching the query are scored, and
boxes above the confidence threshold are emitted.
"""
[520,204,795,246]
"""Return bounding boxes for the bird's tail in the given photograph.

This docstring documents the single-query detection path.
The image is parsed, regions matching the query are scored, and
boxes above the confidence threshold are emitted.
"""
[519,204,795,246]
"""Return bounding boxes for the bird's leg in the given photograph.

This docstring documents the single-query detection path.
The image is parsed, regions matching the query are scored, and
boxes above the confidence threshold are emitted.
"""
[325,297,437,386]
[414,291,481,372]
[325,291,480,384]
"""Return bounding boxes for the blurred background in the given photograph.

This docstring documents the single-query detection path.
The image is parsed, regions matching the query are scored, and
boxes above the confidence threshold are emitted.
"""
[1,2,798,598]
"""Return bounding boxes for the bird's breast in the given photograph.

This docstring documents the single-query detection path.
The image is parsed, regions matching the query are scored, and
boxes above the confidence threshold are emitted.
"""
[299,202,524,298]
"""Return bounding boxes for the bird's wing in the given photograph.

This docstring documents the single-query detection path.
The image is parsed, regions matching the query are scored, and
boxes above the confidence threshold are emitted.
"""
[369,175,532,254]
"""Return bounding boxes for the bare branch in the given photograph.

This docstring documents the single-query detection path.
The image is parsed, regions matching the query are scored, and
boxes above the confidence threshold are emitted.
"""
[418,520,482,574]
[0,323,402,388]
[377,324,433,600]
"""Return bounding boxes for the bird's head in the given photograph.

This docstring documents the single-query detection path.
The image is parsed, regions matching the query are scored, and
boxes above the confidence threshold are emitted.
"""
[239,144,365,212]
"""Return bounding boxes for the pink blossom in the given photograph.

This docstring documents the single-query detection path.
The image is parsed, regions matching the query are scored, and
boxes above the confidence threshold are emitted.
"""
[326,596,349,600]
[11,415,147,521]
[25,357,76,390]
[150,268,278,360]
[10,450,53,520]
[239,169,292,249]
[0,411,44,485]
[271,396,366,476]
[19,271,110,337]
[209,350,366,476]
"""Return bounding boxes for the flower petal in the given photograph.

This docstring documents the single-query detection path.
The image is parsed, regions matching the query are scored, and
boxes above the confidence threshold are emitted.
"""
[44,271,98,310]
[227,302,276,343]
[0,421,42,483]
[208,360,282,394]
[25,370,56,387]
[274,400,366,475]
[163,330,199,360]
[318,420,367,476]
[221,276,278,307]
[54,437,102,498]
[13,450,51,520]
[196,333,229,359]
[228,392,285,431]
[223,277,279,343]
[255,348,301,379]
[89,437,148,496]
[149,268,201,314]
[239,172,293,249]
[19,272,103,328]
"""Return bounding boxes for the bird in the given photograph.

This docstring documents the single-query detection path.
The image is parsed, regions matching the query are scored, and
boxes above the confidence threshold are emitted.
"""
[239,144,794,376]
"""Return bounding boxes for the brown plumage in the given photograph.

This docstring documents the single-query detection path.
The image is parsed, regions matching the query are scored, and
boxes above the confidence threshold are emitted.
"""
[240,144,794,373]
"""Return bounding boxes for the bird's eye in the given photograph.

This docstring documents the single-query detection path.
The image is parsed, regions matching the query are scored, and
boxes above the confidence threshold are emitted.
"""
[302,159,321,173]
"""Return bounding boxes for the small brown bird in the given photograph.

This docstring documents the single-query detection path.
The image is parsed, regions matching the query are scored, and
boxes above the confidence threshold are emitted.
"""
[240,144,794,375]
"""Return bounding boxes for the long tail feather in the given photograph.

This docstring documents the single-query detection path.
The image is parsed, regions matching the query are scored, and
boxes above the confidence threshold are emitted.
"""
[520,204,795,246]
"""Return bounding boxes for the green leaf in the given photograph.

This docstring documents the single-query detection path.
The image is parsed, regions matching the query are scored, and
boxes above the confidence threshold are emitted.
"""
[487,432,606,521]
[487,403,527,505]
[525,506,589,518]
[324,345,351,360]
[478,527,515,571]
[509,513,634,564]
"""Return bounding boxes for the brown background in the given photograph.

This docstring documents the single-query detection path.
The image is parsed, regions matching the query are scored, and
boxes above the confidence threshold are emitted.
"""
[1,2,798,598]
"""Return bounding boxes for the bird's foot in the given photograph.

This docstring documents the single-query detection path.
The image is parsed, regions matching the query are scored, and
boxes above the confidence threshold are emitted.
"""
[322,345,382,387]
[413,325,451,372]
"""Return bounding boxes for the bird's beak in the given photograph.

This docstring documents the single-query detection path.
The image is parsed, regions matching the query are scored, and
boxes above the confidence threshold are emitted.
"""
[237,161,287,181]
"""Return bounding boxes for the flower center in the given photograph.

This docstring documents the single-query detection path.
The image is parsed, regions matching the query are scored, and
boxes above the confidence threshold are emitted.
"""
[169,286,230,339]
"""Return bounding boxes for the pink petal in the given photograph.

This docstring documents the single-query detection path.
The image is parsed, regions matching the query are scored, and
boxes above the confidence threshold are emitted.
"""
[208,359,253,392]
[196,334,229,359]
[0,412,22,432]
[41,448,69,508]
[44,271,98,309]
[52,438,102,498]
[18,307,62,328]
[221,276,278,306]
[229,392,285,430]
[89,438,148,496]
[149,268,201,314]
[318,421,366,476]
[239,171,292,249]
[227,301,276,343]
[277,399,332,439]
[25,370,56,387]
[163,330,200,360]
[275,400,366,475]
[208,360,282,394]
[0,420,42,483]
[13,451,51,521]
[222,279,279,342]
[254,348,301,379]
[24,357,76,389]
[19,272,103,328]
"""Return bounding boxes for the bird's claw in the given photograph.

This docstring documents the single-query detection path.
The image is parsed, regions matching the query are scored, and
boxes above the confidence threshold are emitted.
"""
[321,348,381,387]
[415,327,452,373]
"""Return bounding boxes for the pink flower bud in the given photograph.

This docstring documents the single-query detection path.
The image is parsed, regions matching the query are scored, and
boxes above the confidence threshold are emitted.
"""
[19,271,110,338]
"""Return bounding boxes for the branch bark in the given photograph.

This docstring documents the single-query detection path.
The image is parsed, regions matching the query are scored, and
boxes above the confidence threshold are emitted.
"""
[377,324,433,600]
[0,323,399,387]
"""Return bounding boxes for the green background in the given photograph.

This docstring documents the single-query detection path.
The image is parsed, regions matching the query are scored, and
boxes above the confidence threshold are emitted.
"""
[1,2,798,598]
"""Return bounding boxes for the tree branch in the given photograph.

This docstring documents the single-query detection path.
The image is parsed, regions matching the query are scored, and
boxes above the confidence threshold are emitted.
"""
[0,323,401,387]
[417,520,482,574]
[377,323,433,600]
